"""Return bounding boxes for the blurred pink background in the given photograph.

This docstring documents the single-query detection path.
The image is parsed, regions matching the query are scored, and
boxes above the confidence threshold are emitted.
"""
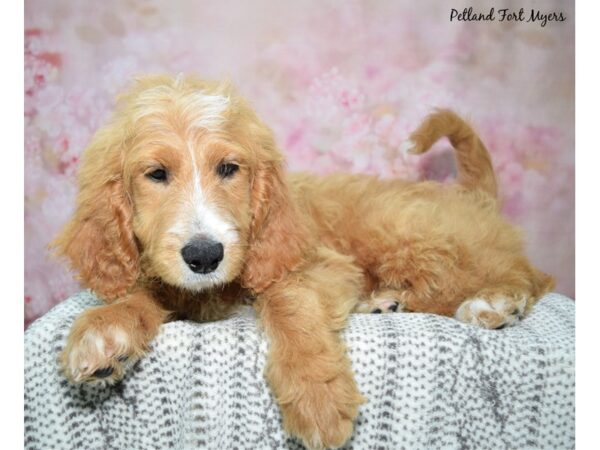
[24,0,574,326]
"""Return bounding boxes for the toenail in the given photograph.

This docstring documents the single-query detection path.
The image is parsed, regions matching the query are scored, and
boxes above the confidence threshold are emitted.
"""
[372,308,382,314]
[389,303,399,312]
[93,367,114,378]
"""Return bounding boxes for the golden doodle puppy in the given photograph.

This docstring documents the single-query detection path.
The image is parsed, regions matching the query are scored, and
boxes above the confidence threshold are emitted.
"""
[54,75,554,449]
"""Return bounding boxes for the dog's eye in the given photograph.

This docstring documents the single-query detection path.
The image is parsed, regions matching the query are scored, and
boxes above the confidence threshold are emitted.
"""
[216,162,239,178]
[146,168,168,183]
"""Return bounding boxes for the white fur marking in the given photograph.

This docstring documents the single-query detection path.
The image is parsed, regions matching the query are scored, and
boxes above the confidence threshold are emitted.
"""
[399,140,416,156]
[455,298,494,325]
[111,327,130,351]
[132,84,229,131]
[469,299,494,315]
[168,140,239,289]
[174,72,184,87]
[86,330,106,356]
[185,92,230,130]
[456,296,526,329]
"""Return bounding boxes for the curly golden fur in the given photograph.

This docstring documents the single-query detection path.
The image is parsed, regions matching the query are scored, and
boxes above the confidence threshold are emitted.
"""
[52,75,554,450]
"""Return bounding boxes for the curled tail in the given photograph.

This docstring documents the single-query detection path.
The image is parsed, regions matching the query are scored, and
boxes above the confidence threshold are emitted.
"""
[403,109,498,198]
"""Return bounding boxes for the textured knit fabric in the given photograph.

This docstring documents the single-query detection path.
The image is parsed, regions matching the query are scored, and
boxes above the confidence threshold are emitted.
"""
[24,291,575,450]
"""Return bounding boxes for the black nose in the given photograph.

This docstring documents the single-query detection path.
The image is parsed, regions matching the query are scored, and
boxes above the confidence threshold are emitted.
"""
[181,239,224,274]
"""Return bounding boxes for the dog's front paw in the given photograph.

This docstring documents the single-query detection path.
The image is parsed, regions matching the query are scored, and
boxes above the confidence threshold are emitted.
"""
[281,372,364,450]
[60,309,144,384]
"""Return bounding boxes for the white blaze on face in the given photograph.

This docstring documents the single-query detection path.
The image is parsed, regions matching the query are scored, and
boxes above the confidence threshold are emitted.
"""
[168,138,238,290]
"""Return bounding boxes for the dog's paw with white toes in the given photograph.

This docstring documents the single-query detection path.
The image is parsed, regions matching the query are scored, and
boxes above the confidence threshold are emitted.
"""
[455,296,527,329]
[60,320,141,385]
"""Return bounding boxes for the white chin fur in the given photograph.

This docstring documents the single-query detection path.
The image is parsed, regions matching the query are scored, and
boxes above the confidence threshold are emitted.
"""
[178,267,232,291]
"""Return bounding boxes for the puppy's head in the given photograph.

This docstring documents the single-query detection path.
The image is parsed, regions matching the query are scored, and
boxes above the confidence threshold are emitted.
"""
[53,75,308,300]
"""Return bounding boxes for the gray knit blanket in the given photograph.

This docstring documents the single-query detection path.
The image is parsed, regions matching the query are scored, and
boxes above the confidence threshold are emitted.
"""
[24,291,575,450]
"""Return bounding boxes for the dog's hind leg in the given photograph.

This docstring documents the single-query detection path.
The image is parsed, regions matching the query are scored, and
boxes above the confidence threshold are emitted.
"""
[370,233,474,317]
[366,226,555,327]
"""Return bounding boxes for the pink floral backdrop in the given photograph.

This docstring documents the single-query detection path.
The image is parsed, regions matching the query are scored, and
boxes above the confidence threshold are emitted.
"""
[24,0,575,326]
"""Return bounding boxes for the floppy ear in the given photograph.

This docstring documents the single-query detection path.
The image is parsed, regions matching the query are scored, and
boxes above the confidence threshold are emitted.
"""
[240,152,311,293]
[51,124,139,301]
